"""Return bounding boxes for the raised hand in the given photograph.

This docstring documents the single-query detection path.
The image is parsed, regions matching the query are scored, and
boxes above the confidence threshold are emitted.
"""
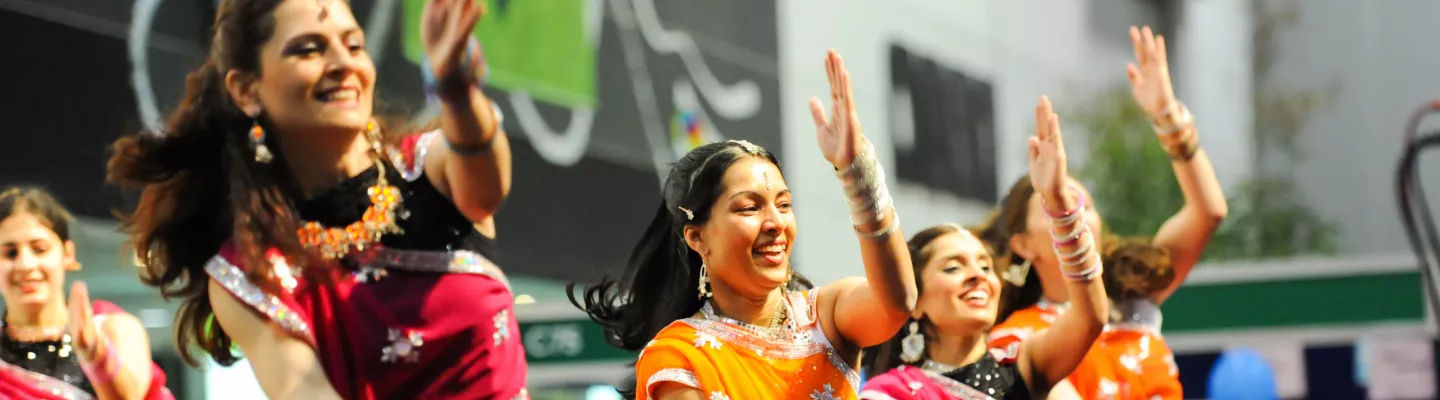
[66,282,101,359]
[421,0,487,86]
[809,49,866,169]
[1028,96,1073,208]
[1126,26,1177,118]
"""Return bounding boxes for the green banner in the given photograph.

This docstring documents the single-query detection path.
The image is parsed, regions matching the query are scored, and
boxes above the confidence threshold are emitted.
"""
[520,318,635,365]
[403,0,597,108]
[1164,271,1425,332]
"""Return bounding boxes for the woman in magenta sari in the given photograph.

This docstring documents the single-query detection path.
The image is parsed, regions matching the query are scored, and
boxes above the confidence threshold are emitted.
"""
[0,187,173,400]
[107,0,523,398]
[860,97,1106,399]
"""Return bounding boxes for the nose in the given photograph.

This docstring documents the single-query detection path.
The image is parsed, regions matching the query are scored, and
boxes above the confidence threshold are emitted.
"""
[323,43,362,78]
[759,205,789,235]
[12,248,38,273]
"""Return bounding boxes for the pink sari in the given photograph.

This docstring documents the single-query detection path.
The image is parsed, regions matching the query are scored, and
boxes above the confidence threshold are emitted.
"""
[861,366,998,400]
[0,301,173,400]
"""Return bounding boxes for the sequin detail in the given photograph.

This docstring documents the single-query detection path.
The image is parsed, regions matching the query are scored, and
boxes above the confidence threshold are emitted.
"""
[678,290,861,393]
[205,255,315,345]
[708,391,730,400]
[811,383,838,400]
[858,390,899,400]
[493,310,511,345]
[388,131,439,182]
[692,332,721,350]
[381,329,424,364]
[352,248,513,292]
[0,358,94,400]
[920,368,998,400]
[646,368,700,393]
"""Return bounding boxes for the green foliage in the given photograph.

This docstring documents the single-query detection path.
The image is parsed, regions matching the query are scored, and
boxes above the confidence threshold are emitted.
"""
[1070,88,1182,238]
[1206,178,1339,259]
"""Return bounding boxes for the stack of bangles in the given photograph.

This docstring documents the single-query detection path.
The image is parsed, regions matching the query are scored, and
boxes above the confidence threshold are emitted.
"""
[837,140,899,239]
[79,336,120,383]
[1151,101,1199,161]
[1045,187,1100,281]
[421,37,503,156]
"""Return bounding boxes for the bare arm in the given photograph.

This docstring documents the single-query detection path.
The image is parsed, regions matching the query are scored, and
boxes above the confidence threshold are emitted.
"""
[1124,26,1228,303]
[418,0,511,233]
[1016,98,1107,392]
[1150,146,1226,303]
[86,314,154,400]
[825,208,915,348]
[809,50,916,350]
[1046,379,1083,400]
[209,281,342,400]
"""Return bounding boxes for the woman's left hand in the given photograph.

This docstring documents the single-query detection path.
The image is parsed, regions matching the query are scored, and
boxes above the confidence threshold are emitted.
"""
[66,282,101,360]
[809,49,867,169]
[1126,25,1177,119]
[421,0,487,87]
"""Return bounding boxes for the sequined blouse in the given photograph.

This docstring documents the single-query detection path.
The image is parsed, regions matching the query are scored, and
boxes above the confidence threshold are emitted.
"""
[0,301,173,400]
[205,131,528,400]
[635,290,860,400]
[0,325,91,397]
[860,349,1028,400]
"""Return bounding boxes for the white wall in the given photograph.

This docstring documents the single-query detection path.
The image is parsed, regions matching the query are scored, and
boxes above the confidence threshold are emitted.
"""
[1276,0,1440,256]
[778,0,1149,284]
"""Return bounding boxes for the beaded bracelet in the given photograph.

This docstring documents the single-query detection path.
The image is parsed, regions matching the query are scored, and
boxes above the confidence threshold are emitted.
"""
[1056,232,1094,260]
[1042,186,1087,223]
[1062,257,1102,281]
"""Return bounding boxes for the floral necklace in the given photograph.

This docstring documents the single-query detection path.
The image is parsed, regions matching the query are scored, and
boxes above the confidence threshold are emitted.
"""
[297,121,405,260]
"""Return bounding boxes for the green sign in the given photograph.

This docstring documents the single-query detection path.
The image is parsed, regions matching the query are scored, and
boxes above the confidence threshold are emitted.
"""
[402,0,598,108]
[1164,270,1425,332]
[520,318,635,365]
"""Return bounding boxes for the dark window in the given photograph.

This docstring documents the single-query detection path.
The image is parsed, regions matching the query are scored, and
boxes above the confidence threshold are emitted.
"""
[888,45,997,203]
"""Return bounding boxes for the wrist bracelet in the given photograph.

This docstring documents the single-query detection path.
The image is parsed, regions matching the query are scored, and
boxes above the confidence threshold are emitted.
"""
[1042,185,1086,221]
[1151,101,1193,136]
[445,102,506,157]
[856,209,900,239]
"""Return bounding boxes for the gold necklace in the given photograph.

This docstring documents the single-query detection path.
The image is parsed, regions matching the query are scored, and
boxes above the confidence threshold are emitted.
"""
[297,121,404,260]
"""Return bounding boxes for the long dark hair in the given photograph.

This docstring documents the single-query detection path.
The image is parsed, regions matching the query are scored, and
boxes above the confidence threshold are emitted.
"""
[567,141,813,398]
[862,224,969,377]
[982,177,1045,324]
[106,0,328,366]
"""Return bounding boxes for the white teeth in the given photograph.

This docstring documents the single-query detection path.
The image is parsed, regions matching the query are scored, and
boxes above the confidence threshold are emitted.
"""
[321,89,357,101]
[755,244,785,253]
[964,291,989,301]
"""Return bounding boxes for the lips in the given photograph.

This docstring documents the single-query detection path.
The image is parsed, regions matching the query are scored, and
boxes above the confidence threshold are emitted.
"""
[753,240,787,265]
[314,85,361,104]
[960,286,992,307]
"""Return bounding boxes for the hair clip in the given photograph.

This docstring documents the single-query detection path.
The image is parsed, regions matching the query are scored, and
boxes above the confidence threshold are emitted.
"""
[678,206,694,220]
[728,139,763,154]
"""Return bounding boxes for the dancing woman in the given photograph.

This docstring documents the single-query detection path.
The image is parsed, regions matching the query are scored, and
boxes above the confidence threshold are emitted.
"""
[571,50,917,400]
[860,96,1108,399]
[985,26,1227,399]
[107,0,523,398]
[0,188,172,400]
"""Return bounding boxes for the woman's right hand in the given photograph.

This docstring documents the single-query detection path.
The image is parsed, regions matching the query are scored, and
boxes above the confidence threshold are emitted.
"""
[1027,96,1076,211]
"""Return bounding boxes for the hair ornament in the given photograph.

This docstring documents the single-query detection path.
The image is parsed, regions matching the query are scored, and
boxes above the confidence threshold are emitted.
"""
[678,206,695,220]
[728,139,763,154]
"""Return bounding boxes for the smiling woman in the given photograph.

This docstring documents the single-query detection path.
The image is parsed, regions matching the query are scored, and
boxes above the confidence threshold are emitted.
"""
[0,187,173,400]
[106,0,525,399]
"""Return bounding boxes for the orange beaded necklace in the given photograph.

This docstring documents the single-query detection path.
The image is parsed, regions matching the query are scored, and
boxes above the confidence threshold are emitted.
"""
[297,121,405,260]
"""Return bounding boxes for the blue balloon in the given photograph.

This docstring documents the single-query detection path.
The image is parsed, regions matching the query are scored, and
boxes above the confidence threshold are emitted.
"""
[1208,348,1278,400]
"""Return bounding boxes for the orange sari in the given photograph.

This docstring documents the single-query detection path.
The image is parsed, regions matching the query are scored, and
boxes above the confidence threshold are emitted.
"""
[635,290,859,400]
[988,299,1181,400]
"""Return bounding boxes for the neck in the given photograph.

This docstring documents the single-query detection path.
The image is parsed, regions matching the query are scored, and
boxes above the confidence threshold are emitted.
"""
[1037,261,1070,305]
[926,325,989,367]
[277,130,375,198]
[709,284,786,327]
[5,299,68,333]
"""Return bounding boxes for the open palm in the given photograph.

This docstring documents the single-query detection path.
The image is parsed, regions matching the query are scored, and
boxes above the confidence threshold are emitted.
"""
[1028,96,1069,202]
[1126,26,1176,117]
[808,49,865,168]
[66,282,99,357]
[421,0,486,83]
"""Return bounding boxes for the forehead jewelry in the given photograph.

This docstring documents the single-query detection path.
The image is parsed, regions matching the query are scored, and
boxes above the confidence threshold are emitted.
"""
[763,171,773,191]
[728,139,763,155]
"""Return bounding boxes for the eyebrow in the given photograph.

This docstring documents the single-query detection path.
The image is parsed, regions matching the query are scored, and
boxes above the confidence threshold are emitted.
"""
[729,189,792,200]
[283,27,364,44]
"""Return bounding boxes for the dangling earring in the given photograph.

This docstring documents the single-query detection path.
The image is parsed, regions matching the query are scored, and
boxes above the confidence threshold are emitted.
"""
[899,320,925,363]
[250,121,273,163]
[697,263,713,299]
[1002,258,1032,286]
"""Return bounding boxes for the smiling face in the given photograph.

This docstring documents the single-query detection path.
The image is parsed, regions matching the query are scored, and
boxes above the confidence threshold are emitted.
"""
[685,156,796,298]
[226,0,375,139]
[0,212,76,311]
[914,229,1002,334]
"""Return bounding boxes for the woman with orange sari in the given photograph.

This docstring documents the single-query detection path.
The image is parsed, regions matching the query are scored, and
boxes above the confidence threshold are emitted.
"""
[984,26,1227,399]
[570,50,917,400]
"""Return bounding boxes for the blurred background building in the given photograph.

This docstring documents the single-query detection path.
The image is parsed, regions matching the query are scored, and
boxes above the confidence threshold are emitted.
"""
[2,0,1438,398]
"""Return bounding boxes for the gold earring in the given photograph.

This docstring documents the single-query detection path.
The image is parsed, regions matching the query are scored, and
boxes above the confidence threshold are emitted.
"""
[250,121,273,163]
